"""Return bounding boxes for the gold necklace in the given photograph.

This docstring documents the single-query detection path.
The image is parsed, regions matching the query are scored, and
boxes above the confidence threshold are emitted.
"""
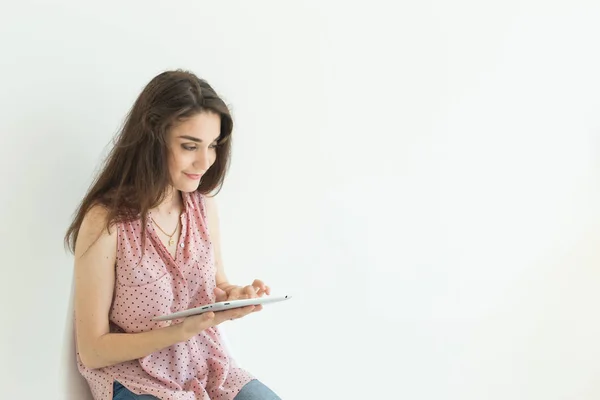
[151,217,180,247]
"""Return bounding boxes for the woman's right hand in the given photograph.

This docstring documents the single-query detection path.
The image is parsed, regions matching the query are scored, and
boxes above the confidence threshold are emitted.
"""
[178,304,259,340]
[178,286,262,339]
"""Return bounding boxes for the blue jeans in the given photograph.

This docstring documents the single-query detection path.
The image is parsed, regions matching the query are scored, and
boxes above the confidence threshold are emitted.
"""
[113,379,281,399]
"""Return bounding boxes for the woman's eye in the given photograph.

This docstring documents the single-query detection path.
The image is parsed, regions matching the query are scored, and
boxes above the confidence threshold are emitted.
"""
[182,145,197,151]
[209,143,219,149]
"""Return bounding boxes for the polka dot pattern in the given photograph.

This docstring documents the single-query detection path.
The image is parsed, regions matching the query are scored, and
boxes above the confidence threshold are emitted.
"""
[76,192,254,400]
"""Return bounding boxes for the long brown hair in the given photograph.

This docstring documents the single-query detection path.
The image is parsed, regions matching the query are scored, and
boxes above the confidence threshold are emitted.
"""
[65,70,233,253]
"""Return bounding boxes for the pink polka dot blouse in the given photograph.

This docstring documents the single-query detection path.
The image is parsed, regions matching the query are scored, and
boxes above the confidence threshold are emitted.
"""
[76,191,254,399]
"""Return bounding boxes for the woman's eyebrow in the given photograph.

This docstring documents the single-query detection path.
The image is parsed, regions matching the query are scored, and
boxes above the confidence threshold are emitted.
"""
[177,135,220,143]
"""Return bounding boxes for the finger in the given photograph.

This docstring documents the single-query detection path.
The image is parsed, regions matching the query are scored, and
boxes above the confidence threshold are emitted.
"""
[234,289,250,300]
[203,312,215,320]
[252,279,269,297]
[181,311,215,334]
[244,285,257,298]
[228,287,243,300]
[239,305,255,317]
[257,285,270,297]
[252,279,266,293]
[214,287,227,302]
[190,311,215,323]
[232,305,255,318]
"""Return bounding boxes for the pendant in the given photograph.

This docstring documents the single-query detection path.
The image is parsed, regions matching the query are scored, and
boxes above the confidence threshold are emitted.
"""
[168,238,174,246]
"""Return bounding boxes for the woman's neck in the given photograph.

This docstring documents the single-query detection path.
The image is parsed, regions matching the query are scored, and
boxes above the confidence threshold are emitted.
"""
[153,187,183,216]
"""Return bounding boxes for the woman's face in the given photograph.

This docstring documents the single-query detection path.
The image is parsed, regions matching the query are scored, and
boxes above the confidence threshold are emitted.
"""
[166,111,221,193]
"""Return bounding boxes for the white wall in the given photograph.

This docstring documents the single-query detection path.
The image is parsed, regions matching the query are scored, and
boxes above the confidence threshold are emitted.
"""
[1,0,599,399]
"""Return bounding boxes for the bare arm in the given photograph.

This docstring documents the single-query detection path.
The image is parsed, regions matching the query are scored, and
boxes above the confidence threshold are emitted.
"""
[204,196,270,298]
[204,195,233,291]
[74,205,252,369]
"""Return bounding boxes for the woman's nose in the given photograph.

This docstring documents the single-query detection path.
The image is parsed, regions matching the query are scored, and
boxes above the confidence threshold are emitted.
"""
[195,149,211,171]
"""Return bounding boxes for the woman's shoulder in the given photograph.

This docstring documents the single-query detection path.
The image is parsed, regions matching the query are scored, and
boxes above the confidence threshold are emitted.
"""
[75,204,118,258]
[81,204,113,234]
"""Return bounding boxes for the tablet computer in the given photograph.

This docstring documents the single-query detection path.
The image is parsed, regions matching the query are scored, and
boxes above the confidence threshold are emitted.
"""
[152,295,291,321]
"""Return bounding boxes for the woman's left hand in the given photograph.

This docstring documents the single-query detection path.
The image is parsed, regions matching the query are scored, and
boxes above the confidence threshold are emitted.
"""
[214,280,271,313]
[215,279,271,302]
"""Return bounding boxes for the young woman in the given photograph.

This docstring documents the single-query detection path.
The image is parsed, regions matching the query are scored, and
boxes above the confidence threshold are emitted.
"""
[65,70,281,400]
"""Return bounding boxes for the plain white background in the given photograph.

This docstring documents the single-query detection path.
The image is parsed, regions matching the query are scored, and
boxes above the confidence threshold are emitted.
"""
[1,0,600,399]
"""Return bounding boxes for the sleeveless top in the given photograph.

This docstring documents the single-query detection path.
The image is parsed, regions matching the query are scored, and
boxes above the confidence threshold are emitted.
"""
[76,191,254,399]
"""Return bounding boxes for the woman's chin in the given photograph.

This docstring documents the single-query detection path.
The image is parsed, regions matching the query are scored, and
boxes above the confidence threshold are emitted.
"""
[175,182,201,193]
